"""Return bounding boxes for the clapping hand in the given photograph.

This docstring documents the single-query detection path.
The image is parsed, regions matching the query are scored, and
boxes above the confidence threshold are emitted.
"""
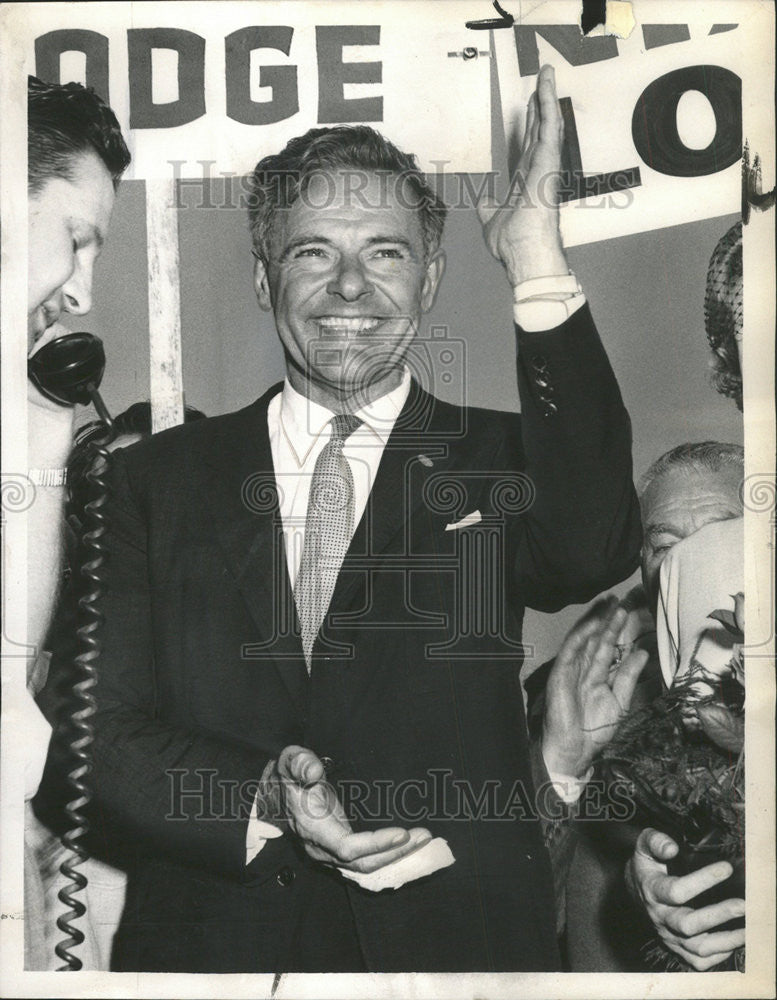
[272,746,431,874]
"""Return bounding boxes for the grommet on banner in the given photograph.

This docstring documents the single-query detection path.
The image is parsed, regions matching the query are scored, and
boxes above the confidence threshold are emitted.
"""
[447,47,490,59]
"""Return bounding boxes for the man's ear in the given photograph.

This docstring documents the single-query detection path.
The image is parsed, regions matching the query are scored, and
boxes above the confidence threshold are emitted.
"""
[420,248,446,313]
[253,256,273,312]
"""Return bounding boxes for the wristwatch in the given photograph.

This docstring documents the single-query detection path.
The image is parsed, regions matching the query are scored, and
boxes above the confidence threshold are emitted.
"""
[29,468,67,486]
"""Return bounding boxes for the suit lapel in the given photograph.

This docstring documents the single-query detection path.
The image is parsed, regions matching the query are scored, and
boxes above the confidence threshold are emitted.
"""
[199,385,309,718]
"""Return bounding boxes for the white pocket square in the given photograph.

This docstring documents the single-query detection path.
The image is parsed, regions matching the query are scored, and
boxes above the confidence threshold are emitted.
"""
[445,510,482,531]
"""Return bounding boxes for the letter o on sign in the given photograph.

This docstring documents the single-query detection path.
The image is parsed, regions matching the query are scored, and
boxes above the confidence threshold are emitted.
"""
[632,65,741,177]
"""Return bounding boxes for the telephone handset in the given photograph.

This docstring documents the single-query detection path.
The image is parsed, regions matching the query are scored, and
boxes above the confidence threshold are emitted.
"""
[28,330,113,426]
[29,330,114,970]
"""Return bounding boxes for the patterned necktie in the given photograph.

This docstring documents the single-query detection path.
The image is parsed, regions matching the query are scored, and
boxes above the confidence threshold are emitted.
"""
[294,413,362,671]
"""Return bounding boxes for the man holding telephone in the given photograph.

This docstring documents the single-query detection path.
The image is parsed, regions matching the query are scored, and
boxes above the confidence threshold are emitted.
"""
[38,66,645,971]
[27,75,130,662]
[24,76,130,967]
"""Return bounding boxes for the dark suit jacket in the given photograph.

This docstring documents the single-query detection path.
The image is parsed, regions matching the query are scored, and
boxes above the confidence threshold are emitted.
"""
[37,305,641,972]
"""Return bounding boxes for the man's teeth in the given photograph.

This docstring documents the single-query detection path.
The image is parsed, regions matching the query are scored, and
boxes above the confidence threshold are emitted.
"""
[317,317,382,333]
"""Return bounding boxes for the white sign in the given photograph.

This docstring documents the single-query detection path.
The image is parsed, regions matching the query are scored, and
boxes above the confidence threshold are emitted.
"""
[493,1,765,246]
[6,1,493,178]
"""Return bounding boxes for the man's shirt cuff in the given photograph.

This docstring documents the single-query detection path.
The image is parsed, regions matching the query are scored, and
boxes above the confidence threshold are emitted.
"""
[246,792,284,864]
[546,766,594,804]
[513,273,586,332]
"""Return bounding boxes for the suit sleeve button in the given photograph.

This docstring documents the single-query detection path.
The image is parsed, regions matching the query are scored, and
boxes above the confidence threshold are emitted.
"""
[276,866,295,886]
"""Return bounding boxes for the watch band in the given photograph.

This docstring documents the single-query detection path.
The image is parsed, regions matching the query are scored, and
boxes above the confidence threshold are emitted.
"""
[29,468,67,486]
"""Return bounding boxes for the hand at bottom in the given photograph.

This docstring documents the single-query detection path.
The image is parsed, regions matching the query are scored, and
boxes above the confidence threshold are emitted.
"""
[626,828,745,970]
[274,746,432,874]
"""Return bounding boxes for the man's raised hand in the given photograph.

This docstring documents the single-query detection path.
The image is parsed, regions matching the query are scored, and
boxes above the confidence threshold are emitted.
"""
[477,64,568,285]
[541,597,649,779]
[274,746,432,874]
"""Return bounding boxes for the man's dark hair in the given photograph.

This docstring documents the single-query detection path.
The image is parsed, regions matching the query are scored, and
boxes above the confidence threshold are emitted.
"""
[247,125,447,264]
[705,222,743,412]
[28,76,131,195]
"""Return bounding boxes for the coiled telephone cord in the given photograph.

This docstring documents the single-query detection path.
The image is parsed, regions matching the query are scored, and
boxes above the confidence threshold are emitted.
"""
[55,423,114,971]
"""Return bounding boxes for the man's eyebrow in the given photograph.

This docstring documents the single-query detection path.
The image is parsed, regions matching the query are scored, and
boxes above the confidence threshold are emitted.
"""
[644,524,682,541]
[278,234,416,262]
[279,235,334,262]
[68,217,105,249]
[365,235,414,249]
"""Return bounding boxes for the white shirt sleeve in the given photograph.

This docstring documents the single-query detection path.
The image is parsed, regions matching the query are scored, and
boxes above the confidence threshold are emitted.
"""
[545,765,595,804]
[245,759,285,865]
[22,687,52,801]
[512,273,587,332]
[245,801,284,865]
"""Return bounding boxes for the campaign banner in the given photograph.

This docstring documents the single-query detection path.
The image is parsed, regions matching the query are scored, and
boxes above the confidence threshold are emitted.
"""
[5,0,493,178]
[493,1,763,246]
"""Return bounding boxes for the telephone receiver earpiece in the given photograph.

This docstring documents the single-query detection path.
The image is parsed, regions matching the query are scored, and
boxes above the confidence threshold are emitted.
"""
[28,331,112,424]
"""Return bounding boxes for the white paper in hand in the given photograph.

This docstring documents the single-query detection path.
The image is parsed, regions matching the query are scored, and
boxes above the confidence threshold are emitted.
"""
[339,833,455,892]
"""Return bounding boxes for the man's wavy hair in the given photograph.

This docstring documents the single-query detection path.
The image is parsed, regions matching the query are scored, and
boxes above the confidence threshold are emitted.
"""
[247,125,447,265]
[28,76,131,195]
[704,222,742,412]
[638,441,744,507]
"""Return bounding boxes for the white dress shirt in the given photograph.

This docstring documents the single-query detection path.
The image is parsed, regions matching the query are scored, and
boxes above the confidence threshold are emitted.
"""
[267,369,413,590]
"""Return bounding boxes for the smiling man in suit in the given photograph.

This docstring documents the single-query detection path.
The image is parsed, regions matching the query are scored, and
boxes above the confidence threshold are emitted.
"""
[37,66,643,972]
